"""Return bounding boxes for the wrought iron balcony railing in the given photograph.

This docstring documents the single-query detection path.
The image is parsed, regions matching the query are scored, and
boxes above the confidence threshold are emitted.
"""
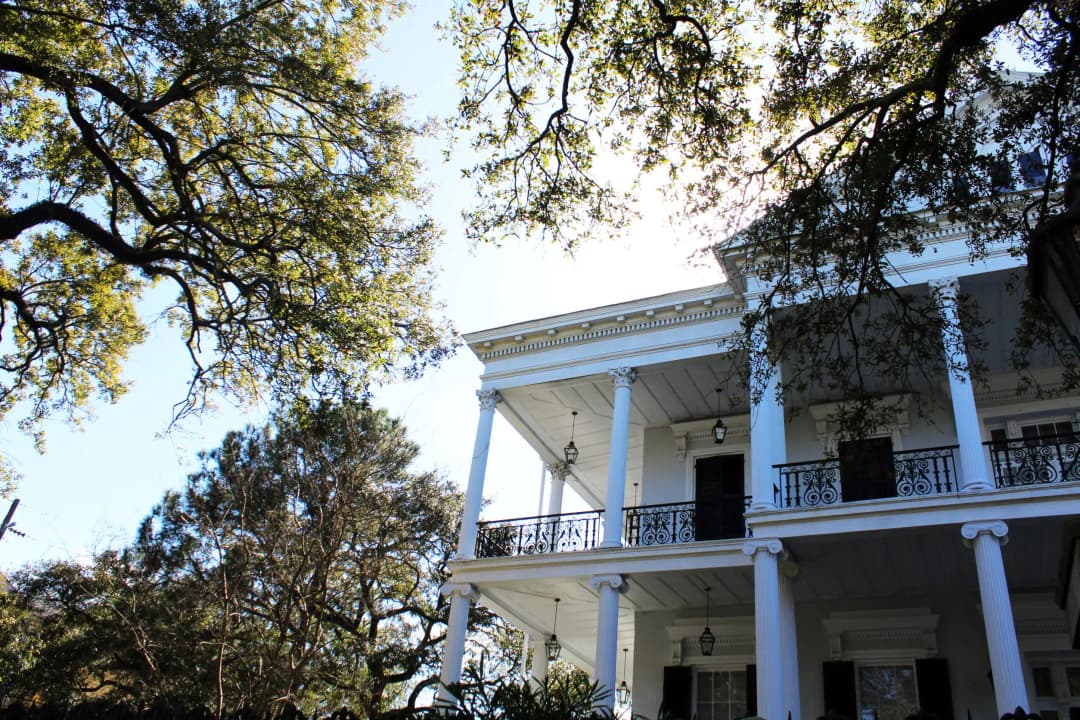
[623,499,752,547]
[475,510,604,558]
[985,433,1080,487]
[774,445,959,509]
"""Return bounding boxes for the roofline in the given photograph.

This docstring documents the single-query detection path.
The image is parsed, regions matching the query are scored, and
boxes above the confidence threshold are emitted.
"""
[462,282,736,347]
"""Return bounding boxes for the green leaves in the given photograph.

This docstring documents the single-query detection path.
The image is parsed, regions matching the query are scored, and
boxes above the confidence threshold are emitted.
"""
[0,0,453,451]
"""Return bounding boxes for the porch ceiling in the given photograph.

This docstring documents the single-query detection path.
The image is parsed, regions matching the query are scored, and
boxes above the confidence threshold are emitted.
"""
[496,355,744,508]
[474,515,1070,673]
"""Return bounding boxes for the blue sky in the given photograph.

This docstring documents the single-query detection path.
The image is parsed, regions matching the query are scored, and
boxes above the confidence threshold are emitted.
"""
[0,2,721,572]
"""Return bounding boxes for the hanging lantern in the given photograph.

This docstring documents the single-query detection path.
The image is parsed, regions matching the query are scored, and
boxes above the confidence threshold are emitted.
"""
[712,389,727,444]
[616,647,632,705]
[545,598,562,661]
[699,586,715,656]
[564,411,580,464]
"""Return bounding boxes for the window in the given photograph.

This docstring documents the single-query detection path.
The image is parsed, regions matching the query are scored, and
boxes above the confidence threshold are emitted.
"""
[858,664,919,720]
[695,669,748,720]
[1029,662,1080,720]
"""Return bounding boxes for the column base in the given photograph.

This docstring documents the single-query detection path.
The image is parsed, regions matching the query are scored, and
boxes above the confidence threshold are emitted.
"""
[598,540,622,549]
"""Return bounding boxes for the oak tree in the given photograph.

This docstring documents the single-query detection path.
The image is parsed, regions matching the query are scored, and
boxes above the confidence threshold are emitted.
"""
[3,400,473,716]
[0,0,451,446]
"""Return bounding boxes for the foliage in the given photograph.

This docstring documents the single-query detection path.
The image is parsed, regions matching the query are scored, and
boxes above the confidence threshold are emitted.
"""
[0,0,452,449]
[1,399,476,717]
[450,0,1080,429]
[433,659,610,720]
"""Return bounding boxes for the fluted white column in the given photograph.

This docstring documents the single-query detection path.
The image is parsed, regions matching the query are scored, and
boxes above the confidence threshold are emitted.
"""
[962,521,1029,715]
[780,561,801,720]
[531,636,549,684]
[744,539,785,720]
[437,582,480,706]
[932,278,993,492]
[602,368,637,548]
[592,574,627,711]
[457,389,501,559]
[547,462,569,516]
[750,325,785,510]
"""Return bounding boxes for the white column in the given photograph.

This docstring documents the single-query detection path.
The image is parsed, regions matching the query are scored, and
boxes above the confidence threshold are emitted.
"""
[961,521,1029,715]
[536,463,548,516]
[547,462,569,516]
[457,389,501,559]
[750,325,785,511]
[521,632,532,677]
[531,636,549,684]
[591,574,627,711]
[744,538,785,720]
[437,582,479,706]
[602,368,637,548]
[780,560,801,720]
[932,278,993,492]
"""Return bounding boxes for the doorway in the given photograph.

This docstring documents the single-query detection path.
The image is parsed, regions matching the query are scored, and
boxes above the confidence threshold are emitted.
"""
[694,454,746,540]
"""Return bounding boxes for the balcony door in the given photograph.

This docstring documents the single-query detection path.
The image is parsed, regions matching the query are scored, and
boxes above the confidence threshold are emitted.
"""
[695,454,745,540]
[838,437,896,502]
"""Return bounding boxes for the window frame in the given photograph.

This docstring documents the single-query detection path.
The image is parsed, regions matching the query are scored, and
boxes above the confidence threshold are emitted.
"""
[854,660,921,720]
[692,666,750,720]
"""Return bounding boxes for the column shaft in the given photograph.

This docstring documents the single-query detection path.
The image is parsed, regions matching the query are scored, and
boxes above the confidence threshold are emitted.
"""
[963,522,1029,715]
[592,574,625,712]
[457,390,500,558]
[602,369,636,548]
[745,540,785,720]
[548,466,567,516]
[750,328,784,510]
[437,586,475,705]
[934,279,992,492]
[780,567,801,720]
[531,638,549,684]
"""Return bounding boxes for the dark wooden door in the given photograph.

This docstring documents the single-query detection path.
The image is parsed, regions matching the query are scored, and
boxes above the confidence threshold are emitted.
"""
[838,436,896,502]
[695,454,745,540]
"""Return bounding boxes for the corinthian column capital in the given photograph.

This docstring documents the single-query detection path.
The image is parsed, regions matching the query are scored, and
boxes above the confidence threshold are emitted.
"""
[547,461,571,481]
[477,389,501,411]
[608,367,637,388]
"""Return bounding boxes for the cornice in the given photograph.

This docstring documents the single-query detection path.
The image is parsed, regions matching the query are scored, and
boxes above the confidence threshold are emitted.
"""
[470,301,747,362]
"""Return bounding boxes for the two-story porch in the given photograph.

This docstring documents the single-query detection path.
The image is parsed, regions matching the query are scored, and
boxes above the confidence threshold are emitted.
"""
[436,262,1080,720]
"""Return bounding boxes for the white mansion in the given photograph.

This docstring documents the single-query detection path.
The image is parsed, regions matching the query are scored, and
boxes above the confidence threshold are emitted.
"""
[434,213,1080,720]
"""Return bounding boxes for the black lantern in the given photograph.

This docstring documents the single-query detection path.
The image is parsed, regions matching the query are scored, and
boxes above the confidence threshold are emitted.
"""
[545,598,562,661]
[564,411,580,464]
[712,389,727,444]
[699,586,715,656]
[616,647,631,706]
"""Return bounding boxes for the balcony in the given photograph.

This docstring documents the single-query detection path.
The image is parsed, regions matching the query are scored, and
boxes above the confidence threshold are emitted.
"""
[475,510,604,559]
[471,438,1080,560]
[986,433,1080,487]
[474,498,751,559]
[774,445,959,509]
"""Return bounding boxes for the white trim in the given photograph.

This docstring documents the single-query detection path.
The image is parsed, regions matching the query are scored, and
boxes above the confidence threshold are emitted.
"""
[809,395,912,454]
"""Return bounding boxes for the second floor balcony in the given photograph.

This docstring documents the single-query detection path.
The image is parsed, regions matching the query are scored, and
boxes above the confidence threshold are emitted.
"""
[472,435,1080,559]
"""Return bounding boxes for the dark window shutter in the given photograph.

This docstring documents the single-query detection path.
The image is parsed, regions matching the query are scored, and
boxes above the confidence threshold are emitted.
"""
[746,664,758,716]
[662,665,693,720]
[916,658,955,720]
[823,660,857,720]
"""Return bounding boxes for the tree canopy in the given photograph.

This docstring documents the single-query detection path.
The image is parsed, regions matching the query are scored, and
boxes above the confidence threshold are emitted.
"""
[451,0,1080,418]
[0,0,451,446]
[1,399,475,716]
